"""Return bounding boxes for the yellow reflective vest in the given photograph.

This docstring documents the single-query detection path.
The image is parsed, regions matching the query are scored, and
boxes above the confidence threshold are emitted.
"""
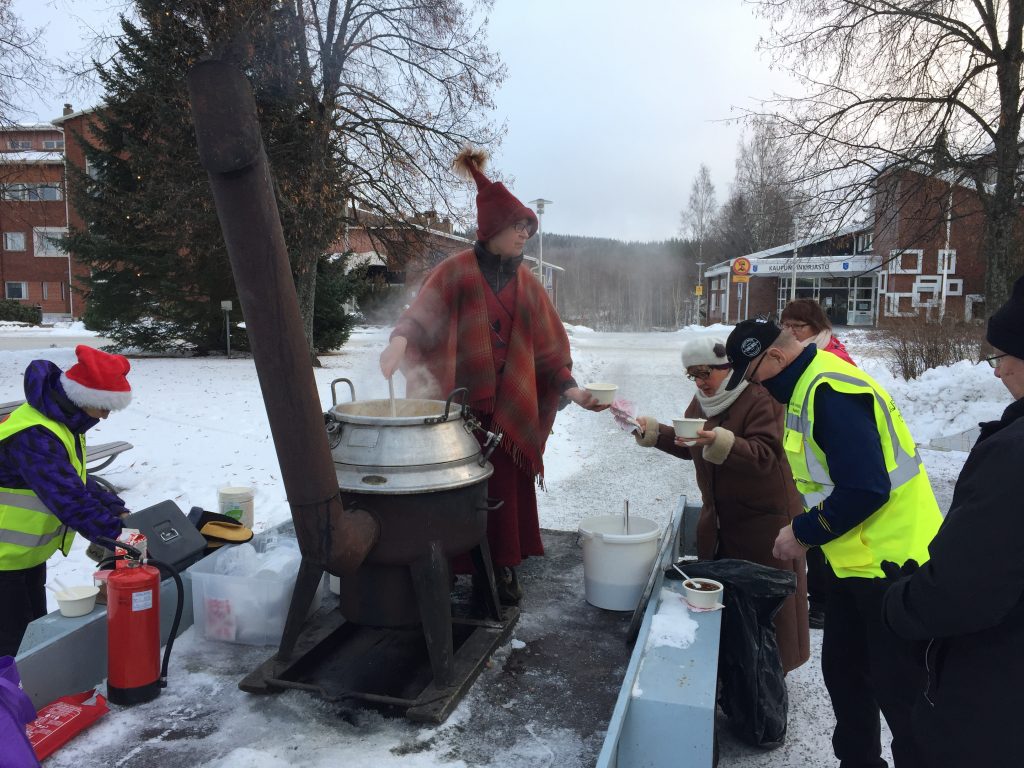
[0,404,82,569]
[783,351,941,578]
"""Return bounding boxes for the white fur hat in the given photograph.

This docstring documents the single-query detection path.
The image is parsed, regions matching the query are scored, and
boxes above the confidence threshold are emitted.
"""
[680,337,728,368]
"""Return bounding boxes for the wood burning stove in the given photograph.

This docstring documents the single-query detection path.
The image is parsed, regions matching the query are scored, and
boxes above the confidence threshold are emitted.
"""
[241,382,518,722]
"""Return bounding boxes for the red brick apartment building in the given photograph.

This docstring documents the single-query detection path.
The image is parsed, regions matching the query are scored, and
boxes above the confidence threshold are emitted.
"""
[0,120,79,318]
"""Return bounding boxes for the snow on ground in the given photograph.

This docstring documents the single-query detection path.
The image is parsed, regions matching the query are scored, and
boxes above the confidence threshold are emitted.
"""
[0,322,1005,766]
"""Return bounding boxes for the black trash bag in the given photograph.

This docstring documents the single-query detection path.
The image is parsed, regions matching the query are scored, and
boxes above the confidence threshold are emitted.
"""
[670,558,796,749]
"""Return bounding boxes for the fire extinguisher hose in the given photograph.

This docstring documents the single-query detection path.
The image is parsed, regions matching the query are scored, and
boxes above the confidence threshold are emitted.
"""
[147,557,184,688]
[93,539,185,690]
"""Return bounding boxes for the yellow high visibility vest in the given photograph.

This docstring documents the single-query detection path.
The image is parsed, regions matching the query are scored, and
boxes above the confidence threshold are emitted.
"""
[783,351,941,578]
[0,404,83,569]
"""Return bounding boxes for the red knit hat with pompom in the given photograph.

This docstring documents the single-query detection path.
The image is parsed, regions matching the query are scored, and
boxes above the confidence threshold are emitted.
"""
[453,147,538,242]
[60,345,132,411]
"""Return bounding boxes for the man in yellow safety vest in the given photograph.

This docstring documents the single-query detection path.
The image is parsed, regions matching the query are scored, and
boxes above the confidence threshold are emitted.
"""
[0,345,133,656]
[724,317,941,768]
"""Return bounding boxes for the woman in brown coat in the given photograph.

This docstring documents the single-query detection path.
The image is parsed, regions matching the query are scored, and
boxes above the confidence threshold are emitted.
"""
[634,336,809,673]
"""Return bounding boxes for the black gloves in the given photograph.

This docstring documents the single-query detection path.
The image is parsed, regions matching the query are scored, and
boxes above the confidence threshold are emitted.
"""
[881,559,919,581]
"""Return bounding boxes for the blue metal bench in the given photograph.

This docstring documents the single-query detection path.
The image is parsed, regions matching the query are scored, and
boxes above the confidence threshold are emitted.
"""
[596,497,721,768]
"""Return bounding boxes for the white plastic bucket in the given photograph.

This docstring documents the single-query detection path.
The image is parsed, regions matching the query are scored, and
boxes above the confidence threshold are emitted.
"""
[578,515,662,611]
[218,486,255,529]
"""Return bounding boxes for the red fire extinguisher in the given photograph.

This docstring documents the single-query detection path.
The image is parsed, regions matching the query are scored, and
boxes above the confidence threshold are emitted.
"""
[106,562,162,705]
[95,538,184,706]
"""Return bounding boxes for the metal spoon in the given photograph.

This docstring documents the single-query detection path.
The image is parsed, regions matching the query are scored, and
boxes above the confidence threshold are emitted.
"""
[624,499,630,534]
[388,375,397,417]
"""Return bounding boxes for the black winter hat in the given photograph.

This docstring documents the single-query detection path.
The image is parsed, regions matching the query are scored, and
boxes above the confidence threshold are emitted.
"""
[987,274,1024,360]
[724,316,782,391]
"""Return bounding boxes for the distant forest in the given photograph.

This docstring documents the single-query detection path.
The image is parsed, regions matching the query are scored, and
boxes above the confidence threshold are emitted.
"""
[522,234,701,331]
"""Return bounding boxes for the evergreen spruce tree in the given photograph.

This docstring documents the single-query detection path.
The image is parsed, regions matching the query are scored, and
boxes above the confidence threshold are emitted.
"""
[67,4,235,353]
[67,1,358,355]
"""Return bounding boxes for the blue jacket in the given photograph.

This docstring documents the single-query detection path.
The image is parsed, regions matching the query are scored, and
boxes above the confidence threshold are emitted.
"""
[0,360,125,543]
[762,345,891,546]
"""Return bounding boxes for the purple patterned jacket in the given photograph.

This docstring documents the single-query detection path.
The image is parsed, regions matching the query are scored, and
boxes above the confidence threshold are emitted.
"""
[0,360,125,544]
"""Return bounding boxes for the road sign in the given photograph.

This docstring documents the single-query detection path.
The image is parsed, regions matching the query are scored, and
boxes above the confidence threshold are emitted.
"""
[694,284,703,296]
[731,257,751,276]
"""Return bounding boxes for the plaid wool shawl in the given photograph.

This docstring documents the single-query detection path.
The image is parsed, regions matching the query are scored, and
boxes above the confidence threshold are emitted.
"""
[397,248,571,478]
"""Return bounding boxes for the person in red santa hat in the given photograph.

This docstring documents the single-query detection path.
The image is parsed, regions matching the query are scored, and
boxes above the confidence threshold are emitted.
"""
[0,345,134,656]
[380,147,606,606]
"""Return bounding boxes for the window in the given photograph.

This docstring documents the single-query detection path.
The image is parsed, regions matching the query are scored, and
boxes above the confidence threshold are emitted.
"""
[5,281,28,299]
[42,140,64,150]
[33,227,68,257]
[856,233,874,253]
[2,182,63,201]
[889,249,922,275]
[3,232,25,250]
[7,140,31,150]
[42,282,48,300]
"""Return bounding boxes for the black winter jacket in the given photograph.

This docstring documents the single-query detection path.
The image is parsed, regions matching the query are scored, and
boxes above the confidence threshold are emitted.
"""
[883,396,1024,768]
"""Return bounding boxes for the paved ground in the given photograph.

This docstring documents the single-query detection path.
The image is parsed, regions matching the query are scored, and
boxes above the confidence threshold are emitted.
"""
[44,530,636,768]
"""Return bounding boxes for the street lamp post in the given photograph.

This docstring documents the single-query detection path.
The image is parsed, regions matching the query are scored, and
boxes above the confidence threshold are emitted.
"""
[528,198,553,290]
[695,260,705,325]
[221,300,233,358]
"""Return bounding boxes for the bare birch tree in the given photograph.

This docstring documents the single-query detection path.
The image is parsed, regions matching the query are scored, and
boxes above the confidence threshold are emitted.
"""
[681,163,718,263]
[754,0,1024,312]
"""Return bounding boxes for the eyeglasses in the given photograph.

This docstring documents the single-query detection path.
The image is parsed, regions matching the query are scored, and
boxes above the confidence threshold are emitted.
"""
[984,353,1009,369]
[781,322,809,331]
[745,352,769,382]
[685,364,730,382]
[511,221,531,233]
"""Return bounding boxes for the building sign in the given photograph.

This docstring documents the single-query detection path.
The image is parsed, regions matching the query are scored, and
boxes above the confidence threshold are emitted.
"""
[747,255,880,277]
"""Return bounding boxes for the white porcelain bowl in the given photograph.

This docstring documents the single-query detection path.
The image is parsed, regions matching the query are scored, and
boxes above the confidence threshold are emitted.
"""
[584,382,618,406]
[682,578,723,609]
[673,417,706,439]
[55,585,100,618]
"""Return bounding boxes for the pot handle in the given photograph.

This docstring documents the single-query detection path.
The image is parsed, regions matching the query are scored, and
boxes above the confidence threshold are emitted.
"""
[478,428,503,466]
[426,387,469,424]
[479,497,505,512]
[330,377,356,406]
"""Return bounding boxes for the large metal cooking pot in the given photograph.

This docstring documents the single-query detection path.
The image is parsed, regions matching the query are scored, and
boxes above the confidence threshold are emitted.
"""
[325,379,501,494]
[323,380,503,626]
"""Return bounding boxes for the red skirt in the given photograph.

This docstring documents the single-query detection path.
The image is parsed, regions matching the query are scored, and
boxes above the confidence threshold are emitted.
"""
[453,419,545,571]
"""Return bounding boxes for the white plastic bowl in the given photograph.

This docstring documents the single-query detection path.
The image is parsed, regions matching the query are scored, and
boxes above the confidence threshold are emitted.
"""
[55,585,100,618]
[584,382,618,406]
[673,417,706,439]
[682,578,723,609]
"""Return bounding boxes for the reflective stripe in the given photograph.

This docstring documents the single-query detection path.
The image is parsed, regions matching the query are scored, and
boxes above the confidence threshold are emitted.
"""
[792,371,922,508]
[0,526,63,548]
[0,490,49,513]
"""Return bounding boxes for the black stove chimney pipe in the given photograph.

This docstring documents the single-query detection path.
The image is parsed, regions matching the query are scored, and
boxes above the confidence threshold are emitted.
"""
[186,60,378,614]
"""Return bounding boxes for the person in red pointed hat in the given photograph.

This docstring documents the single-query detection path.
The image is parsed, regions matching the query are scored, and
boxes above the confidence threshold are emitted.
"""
[380,147,605,606]
[0,345,134,657]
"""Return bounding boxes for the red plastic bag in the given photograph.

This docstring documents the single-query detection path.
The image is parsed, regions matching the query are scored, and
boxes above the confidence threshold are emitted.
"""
[26,690,109,761]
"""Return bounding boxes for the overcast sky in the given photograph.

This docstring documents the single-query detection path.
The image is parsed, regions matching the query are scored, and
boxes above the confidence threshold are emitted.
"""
[13,0,794,242]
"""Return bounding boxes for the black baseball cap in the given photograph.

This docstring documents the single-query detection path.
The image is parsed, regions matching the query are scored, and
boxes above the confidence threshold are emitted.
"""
[724,317,782,391]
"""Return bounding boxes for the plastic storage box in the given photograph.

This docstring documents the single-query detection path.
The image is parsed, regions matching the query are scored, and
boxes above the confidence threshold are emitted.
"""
[189,536,320,646]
